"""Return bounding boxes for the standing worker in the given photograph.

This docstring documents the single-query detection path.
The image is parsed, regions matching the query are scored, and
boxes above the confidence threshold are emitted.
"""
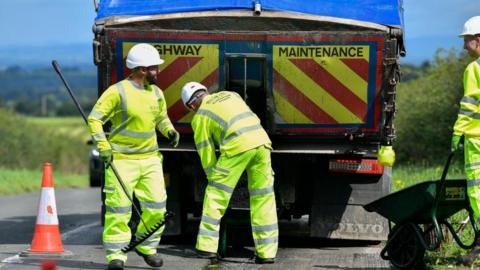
[451,16,480,266]
[181,82,278,264]
[88,43,180,270]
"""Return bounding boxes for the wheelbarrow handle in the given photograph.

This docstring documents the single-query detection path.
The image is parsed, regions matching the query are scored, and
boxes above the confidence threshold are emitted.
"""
[430,151,456,243]
[439,151,455,185]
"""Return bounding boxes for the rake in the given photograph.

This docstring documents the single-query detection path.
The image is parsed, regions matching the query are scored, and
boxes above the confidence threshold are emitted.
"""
[52,60,174,253]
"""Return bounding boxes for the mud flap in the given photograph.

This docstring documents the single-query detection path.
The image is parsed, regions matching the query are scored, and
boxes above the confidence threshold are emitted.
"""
[310,204,388,240]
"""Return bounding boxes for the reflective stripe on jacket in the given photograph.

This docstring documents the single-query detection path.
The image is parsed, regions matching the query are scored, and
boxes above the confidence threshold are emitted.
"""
[191,91,271,176]
[88,79,174,159]
[454,58,480,136]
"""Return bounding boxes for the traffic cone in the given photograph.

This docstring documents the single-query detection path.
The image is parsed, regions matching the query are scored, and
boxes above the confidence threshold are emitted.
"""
[41,260,56,270]
[20,163,71,257]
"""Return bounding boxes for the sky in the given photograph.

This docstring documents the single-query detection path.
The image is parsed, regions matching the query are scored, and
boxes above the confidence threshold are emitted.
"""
[0,0,479,67]
[0,0,95,47]
[403,0,480,64]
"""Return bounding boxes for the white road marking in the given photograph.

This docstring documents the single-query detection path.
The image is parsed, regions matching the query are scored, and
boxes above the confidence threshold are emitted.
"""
[0,255,22,266]
[0,221,101,269]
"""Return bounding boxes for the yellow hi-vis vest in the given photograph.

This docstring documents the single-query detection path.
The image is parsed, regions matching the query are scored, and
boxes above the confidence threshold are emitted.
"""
[454,58,480,136]
[191,91,271,176]
[87,79,175,159]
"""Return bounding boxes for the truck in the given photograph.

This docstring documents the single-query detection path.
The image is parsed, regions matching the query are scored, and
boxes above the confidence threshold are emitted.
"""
[91,0,405,242]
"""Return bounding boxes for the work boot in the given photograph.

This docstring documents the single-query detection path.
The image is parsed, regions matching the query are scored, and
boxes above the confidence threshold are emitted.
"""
[255,256,275,264]
[194,249,218,259]
[135,250,163,268]
[107,259,124,270]
[459,245,480,266]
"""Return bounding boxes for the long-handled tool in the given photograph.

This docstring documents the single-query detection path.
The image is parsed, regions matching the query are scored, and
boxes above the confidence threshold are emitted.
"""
[51,60,173,253]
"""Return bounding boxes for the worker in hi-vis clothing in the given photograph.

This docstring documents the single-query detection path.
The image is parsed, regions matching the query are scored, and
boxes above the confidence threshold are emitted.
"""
[452,16,480,267]
[88,43,180,270]
[181,82,278,264]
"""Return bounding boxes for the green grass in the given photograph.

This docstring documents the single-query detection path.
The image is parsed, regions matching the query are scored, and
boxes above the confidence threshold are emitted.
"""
[0,110,90,174]
[0,167,88,195]
[392,163,474,269]
[392,162,465,192]
[26,116,90,142]
[0,111,91,195]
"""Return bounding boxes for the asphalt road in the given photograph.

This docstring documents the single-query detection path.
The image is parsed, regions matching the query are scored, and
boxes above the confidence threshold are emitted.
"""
[0,188,392,269]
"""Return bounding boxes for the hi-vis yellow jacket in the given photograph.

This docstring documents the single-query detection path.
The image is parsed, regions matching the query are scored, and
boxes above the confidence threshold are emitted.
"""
[191,91,271,176]
[454,58,480,137]
[88,79,175,159]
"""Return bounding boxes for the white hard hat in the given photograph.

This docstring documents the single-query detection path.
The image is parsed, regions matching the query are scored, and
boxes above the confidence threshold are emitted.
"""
[460,16,480,37]
[181,82,207,106]
[126,43,164,69]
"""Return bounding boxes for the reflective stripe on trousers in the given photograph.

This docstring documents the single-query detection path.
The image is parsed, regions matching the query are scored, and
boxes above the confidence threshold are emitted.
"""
[196,145,278,259]
[103,155,167,262]
[465,136,480,220]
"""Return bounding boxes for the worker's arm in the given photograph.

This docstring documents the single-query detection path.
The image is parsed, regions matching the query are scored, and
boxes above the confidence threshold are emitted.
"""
[153,86,176,137]
[192,115,217,178]
[453,62,480,135]
[87,87,119,152]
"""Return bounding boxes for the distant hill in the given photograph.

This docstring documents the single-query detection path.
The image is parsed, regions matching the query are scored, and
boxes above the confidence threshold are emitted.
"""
[0,61,97,116]
[0,66,96,100]
[0,43,94,70]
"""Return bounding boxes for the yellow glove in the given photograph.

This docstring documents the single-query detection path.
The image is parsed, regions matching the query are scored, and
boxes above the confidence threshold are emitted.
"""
[99,149,113,163]
[378,145,395,167]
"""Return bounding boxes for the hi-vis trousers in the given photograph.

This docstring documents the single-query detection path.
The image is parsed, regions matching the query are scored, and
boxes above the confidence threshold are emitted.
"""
[465,136,480,220]
[196,145,278,259]
[103,155,167,263]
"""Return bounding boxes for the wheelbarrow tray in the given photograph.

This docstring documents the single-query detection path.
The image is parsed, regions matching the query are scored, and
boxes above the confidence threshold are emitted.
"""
[364,179,468,224]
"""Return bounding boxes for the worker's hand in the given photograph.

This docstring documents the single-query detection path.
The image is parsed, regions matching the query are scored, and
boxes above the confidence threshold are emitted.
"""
[451,135,462,152]
[99,149,113,163]
[168,130,180,148]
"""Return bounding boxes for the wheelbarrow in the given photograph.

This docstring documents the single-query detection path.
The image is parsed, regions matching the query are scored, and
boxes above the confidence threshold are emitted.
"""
[364,152,480,269]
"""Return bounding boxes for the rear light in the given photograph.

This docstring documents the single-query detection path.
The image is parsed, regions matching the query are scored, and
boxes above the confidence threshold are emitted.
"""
[329,159,384,175]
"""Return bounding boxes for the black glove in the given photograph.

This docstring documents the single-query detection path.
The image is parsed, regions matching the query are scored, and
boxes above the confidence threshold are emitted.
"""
[168,130,180,148]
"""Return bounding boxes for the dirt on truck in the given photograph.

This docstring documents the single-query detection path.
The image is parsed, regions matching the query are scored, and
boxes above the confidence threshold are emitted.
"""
[91,0,405,242]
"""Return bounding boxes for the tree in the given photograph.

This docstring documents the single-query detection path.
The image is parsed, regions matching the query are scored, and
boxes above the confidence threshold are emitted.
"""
[394,49,472,164]
[13,96,39,115]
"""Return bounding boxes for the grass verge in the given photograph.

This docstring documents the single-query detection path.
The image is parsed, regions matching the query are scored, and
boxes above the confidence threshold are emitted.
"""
[392,162,473,269]
[392,162,465,192]
[25,116,90,142]
[0,167,88,195]
[0,111,90,174]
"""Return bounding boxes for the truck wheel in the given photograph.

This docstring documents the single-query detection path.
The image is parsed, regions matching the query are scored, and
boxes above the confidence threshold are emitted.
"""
[387,223,425,269]
[218,222,227,258]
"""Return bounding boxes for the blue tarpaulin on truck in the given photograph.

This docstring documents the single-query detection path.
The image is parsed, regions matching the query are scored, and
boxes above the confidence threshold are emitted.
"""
[95,0,404,28]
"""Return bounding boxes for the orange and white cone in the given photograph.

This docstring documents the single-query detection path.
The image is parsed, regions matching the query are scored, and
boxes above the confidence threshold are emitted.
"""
[41,260,57,270]
[21,163,71,257]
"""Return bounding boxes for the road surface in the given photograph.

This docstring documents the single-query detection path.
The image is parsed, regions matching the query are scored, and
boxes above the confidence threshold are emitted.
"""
[0,188,391,269]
